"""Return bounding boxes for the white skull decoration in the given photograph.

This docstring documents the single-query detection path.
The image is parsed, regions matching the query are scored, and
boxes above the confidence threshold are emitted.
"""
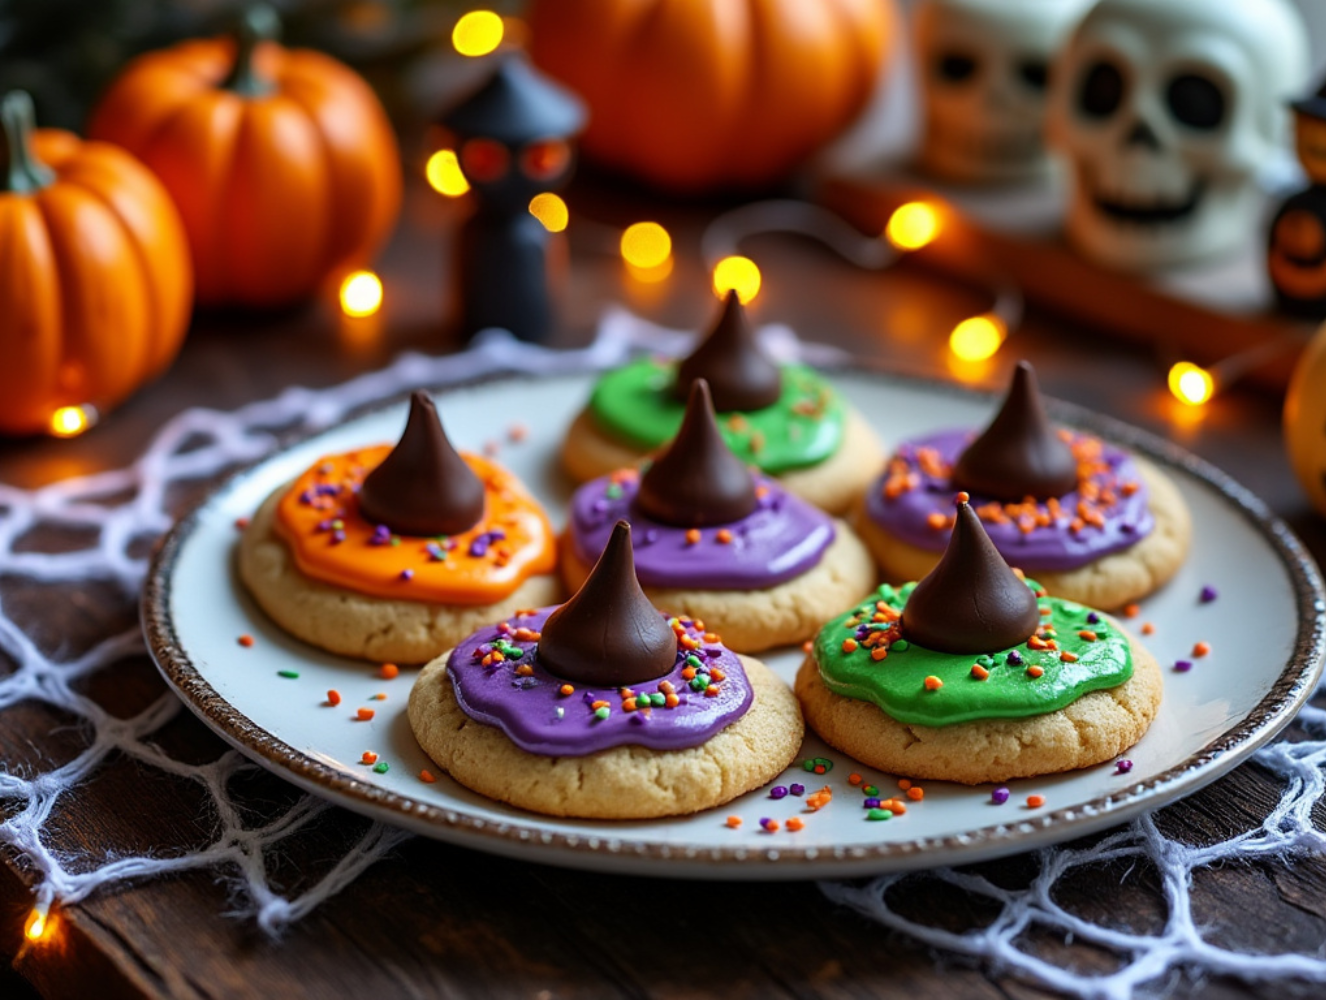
[915,0,1093,184]
[1048,0,1308,272]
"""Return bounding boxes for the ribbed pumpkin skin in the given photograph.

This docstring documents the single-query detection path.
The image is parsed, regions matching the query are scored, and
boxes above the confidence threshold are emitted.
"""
[527,0,896,193]
[0,129,192,435]
[88,37,400,307]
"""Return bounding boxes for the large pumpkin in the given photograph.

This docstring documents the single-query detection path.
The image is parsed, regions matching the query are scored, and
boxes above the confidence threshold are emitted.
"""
[88,4,400,308]
[527,0,897,193]
[0,91,192,436]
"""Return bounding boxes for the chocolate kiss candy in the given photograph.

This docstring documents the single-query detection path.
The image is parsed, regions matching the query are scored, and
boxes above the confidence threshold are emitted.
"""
[635,379,759,528]
[901,497,1041,655]
[674,290,782,411]
[537,520,677,686]
[951,361,1078,502]
[357,391,486,537]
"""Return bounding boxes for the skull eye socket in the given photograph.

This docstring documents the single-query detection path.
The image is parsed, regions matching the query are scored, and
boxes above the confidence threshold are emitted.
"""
[1166,73,1225,131]
[1018,59,1049,92]
[935,52,978,84]
[1078,60,1124,119]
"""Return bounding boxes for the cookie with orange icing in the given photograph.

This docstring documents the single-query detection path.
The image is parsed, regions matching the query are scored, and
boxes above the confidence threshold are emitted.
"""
[238,392,559,663]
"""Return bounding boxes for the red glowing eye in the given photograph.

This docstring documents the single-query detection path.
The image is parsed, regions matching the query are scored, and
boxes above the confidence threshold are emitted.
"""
[460,139,510,182]
[521,139,570,180]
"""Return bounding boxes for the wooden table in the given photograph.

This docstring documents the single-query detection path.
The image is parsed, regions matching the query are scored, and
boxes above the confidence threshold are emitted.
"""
[4,175,1326,1000]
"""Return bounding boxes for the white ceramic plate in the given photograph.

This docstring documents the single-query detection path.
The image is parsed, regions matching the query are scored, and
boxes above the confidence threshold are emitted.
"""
[143,370,1325,879]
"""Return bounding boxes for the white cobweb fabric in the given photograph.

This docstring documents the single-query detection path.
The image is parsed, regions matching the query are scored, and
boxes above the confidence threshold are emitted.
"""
[0,309,1323,996]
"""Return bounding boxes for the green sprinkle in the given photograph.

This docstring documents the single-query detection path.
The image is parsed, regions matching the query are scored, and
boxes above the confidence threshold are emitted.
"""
[815,757,834,772]
[650,693,666,707]
[372,762,389,774]
[803,759,816,772]
[891,640,910,652]
[976,655,993,668]
[1061,603,1083,615]
[685,654,704,669]
[594,706,610,720]
[605,483,623,499]
[863,784,879,796]
[867,808,891,821]
[992,654,1005,665]
[277,670,300,679]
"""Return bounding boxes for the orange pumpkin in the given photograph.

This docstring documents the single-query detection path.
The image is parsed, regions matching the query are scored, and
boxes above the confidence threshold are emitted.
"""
[88,4,401,308]
[0,91,192,436]
[527,0,897,193]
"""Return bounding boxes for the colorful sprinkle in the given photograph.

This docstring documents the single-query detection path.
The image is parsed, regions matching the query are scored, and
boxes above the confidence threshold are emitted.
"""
[971,665,990,680]
[726,816,743,828]
[786,817,805,832]
[867,808,891,821]
[1027,665,1045,678]
[1173,660,1193,673]
[906,786,924,801]
[848,773,863,786]
[1122,604,1140,618]
[372,762,389,774]
[1199,585,1218,603]
[1115,759,1134,774]
[1141,622,1155,635]
[380,663,400,680]
[1027,794,1045,808]
[277,669,299,679]
[419,769,436,783]
[326,690,342,707]
[237,634,254,648]
[1192,641,1211,658]
[356,708,375,721]
[924,675,943,691]
[991,787,1010,805]
[770,786,788,799]
[594,706,611,720]
[760,817,780,832]
[789,783,805,796]
[862,784,879,796]
[361,751,378,764]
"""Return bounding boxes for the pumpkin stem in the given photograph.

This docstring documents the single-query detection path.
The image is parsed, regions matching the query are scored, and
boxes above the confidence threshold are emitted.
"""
[221,4,281,97]
[0,91,55,194]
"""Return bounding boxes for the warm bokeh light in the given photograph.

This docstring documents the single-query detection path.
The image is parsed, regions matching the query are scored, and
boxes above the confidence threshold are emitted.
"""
[426,149,470,197]
[713,255,762,304]
[948,314,1007,362]
[529,192,569,233]
[627,258,674,283]
[886,202,940,251]
[49,404,94,438]
[1168,361,1214,406]
[339,271,383,318]
[452,10,504,56]
[24,906,47,942]
[620,222,672,269]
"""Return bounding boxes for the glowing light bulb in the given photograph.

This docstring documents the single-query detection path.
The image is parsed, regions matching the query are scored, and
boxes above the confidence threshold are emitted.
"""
[452,10,504,57]
[24,906,47,942]
[48,404,95,438]
[426,149,470,197]
[1168,361,1214,406]
[886,202,940,251]
[339,271,383,318]
[620,222,672,269]
[948,314,1006,362]
[713,255,762,304]
[529,192,568,233]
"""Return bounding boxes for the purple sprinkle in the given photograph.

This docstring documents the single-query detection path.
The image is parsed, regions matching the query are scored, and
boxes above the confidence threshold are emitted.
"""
[299,490,314,505]
[759,817,773,830]
[582,692,597,705]
[1173,660,1193,672]
[641,529,660,546]
[399,569,414,581]
[469,537,491,557]
[789,783,805,796]
[1086,612,1100,624]
[1115,759,1134,774]
[1006,650,1023,666]
[331,530,346,545]
[863,797,880,809]
[630,713,647,726]
[991,787,1010,805]
[1200,585,1218,603]
[316,518,333,531]
[1121,523,1136,534]
[770,786,788,800]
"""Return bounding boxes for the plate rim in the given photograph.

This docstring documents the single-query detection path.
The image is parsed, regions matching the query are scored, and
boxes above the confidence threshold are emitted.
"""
[140,364,1326,873]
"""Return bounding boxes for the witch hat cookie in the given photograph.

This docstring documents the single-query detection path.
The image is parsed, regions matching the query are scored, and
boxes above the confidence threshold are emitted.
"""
[635,379,759,527]
[358,391,486,536]
[674,291,782,411]
[952,362,1077,502]
[537,520,676,686]
[900,494,1040,654]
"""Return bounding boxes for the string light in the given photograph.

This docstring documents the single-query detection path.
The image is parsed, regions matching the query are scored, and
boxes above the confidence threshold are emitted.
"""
[452,10,504,57]
[529,192,568,233]
[339,271,383,318]
[627,258,673,283]
[713,255,762,304]
[48,404,96,438]
[24,903,48,942]
[948,314,1007,362]
[620,222,672,269]
[886,202,940,251]
[426,149,470,197]
[1168,361,1214,406]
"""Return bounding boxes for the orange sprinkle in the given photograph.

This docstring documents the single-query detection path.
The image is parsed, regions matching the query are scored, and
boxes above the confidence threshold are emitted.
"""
[622,698,638,712]
[681,666,697,680]
[763,819,780,832]
[1123,603,1140,618]
[1027,794,1046,808]
[1027,665,1045,677]
[704,685,720,697]
[356,708,375,721]
[558,684,574,697]
[971,665,989,680]
[726,815,743,828]
[1059,651,1078,663]
[704,632,720,643]
[848,773,862,786]
[925,512,948,530]
[786,817,805,832]
[513,627,541,641]
[237,634,254,648]
[842,638,858,653]
[1028,636,1047,650]
[419,769,436,783]
[710,668,726,682]
[680,634,700,650]
[898,779,912,790]
[659,680,675,694]
[379,662,400,680]
[1141,622,1155,636]
[234,516,251,529]
[802,640,814,654]
[361,751,378,764]
[1193,641,1211,658]
[326,690,342,707]
[1078,631,1098,642]
[869,647,886,662]
[620,688,635,698]
[685,529,701,545]
[887,800,907,815]
[715,529,733,544]
[906,786,924,801]
[664,693,680,708]
[515,664,534,676]
[591,700,610,710]
[924,675,943,691]
[1039,606,1052,616]
[955,491,970,503]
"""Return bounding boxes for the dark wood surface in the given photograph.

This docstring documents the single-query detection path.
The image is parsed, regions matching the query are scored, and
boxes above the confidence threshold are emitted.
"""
[4,173,1326,1000]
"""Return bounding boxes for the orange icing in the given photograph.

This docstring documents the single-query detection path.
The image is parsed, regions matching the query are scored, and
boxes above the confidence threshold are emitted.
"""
[275,446,555,605]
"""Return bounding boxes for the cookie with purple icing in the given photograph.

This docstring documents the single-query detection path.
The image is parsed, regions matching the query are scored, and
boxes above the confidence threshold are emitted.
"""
[561,379,877,653]
[408,520,804,819]
[852,361,1191,610]
[798,495,1162,785]
[561,292,882,515]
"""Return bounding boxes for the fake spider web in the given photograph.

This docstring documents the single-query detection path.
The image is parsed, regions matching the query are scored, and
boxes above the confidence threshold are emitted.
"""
[1,310,1325,998]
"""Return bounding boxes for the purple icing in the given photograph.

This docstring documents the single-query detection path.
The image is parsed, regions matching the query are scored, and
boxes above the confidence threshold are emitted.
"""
[864,429,1154,572]
[447,607,754,756]
[568,473,835,589]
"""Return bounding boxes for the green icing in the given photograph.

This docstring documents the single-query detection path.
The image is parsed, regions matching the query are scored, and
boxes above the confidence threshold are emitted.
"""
[588,359,845,474]
[813,582,1133,728]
